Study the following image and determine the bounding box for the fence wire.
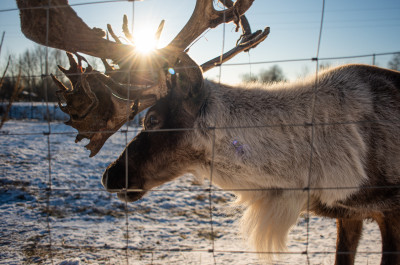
[1,0,400,264]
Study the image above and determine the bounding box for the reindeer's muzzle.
[102,167,146,203]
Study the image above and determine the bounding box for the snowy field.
[0,118,383,264]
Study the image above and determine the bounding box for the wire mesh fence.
[1,0,400,264]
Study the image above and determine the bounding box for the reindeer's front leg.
[335,218,363,265]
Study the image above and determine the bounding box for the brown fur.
[103,63,400,264]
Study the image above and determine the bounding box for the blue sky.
[1,0,400,84]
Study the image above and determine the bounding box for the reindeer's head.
[17,0,269,201]
[102,52,208,202]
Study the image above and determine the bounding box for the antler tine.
[50,73,68,92]
[107,24,122,44]
[155,20,165,44]
[122,15,134,42]
[166,0,255,51]
[101,58,115,74]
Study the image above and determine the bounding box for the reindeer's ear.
[166,52,204,98]
[164,52,205,114]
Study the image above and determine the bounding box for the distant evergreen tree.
[241,65,286,84]
[241,73,258,83]
[259,65,286,83]
[388,54,400,71]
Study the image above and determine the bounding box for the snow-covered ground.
[0,118,383,264]
[1,102,69,121]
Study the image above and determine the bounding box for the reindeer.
[16,0,400,264]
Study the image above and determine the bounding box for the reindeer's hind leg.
[335,218,363,265]
[374,212,400,265]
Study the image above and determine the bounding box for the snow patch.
[0,121,382,264]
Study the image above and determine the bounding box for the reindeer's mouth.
[102,169,146,202]
[117,191,146,203]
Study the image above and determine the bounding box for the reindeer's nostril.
[102,166,126,192]
[101,169,109,189]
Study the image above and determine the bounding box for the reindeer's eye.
[145,115,159,129]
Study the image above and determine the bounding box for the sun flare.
[134,30,158,54]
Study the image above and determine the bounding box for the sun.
[133,29,158,54]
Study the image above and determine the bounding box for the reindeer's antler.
[50,52,167,157]
[167,0,252,50]
[17,0,268,69]
[165,0,269,70]
[16,0,269,156]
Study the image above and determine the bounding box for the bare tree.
[319,62,332,70]
[19,48,39,101]
[0,44,70,102]
[242,65,286,83]
[259,65,286,83]
[297,65,310,79]
[388,53,400,71]
[241,72,258,83]
[0,63,24,129]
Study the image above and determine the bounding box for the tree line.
[0,44,102,102]
[1,44,399,102]
[241,53,400,84]
[1,45,65,102]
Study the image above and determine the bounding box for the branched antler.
[167,0,255,50]
[16,0,269,156]
[50,52,167,156]
[50,53,127,156]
